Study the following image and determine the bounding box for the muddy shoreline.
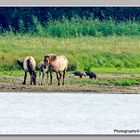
[0,74,139,93]
[0,85,140,94]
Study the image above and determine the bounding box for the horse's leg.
[41,72,45,85]
[39,71,41,85]
[56,72,61,86]
[30,72,34,85]
[59,72,62,79]
[46,72,49,85]
[22,71,27,85]
[59,72,62,85]
[30,74,32,85]
[62,69,66,85]
[50,71,53,85]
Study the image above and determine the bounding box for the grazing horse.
[17,56,36,85]
[43,54,68,86]
[37,61,49,85]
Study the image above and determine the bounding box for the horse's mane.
[46,55,57,62]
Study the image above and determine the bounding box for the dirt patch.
[0,74,140,93]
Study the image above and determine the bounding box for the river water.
[0,92,140,134]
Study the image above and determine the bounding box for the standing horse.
[37,61,49,85]
[17,56,37,85]
[43,54,68,86]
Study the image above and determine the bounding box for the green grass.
[0,70,23,76]
[0,35,140,71]
[92,68,140,74]
[44,19,140,37]
[1,68,140,77]
[113,78,140,86]
[63,77,140,86]
[16,18,140,37]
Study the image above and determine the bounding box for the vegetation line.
[0,35,140,71]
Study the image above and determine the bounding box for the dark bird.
[85,71,97,79]
[73,71,86,78]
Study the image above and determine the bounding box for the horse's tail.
[16,60,23,69]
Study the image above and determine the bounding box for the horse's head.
[43,55,49,68]
[31,71,37,85]
[44,55,57,66]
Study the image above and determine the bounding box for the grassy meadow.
[0,34,140,72]
[0,18,140,88]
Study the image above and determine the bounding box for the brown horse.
[17,56,37,85]
[43,54,68,86]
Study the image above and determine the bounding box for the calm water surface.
[0,92,140,134]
